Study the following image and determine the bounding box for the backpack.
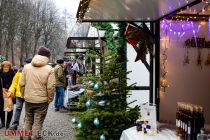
[78,62,85,75]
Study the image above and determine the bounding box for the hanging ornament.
[98,100,106,106]
[124,24,154,62]
[85,100,91,108]
[197,49,202,69]
[89,82,95,88]
[71,117,76,124]
[93,118,100,126]
[77,123,83,129]
[96,92,104,97]
[94,83,100,90]
[183,47,190,65]
[205,51,210,66]
[99,134,106,140]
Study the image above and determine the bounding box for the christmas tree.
[73,23,140,140]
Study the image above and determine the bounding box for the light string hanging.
[160,28,169,92]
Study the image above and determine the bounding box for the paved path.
[0,102,76,140]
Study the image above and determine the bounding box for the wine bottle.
[194,106,200,140]
[176,103,181,136]
[189,105,194,140]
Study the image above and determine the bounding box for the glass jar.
[197,129,207,140]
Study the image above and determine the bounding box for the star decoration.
[183,55,190,65]
[205,53,210,66]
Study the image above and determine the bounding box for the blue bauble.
[77,123,82,129]
[85,100,91,108]
[94,84,100,90]
[100,134,106,140]
[96,92,104,97]
[89,82,95,88]
[71,117,76,124]
[93,118,100,126]
[98,100,106,106]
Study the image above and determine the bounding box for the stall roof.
[178,0,210,16]
[76,0,202,22]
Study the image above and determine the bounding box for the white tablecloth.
[120,127,179,140]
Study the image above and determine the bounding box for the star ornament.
[183,55,190,65]
[205,53,210,66]
[135,48,145,62]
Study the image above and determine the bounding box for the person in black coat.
[0,61,15,129]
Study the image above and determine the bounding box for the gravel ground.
[0,102,76,140]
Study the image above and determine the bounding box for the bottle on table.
[176,102,181,136]
[197,128,207,140]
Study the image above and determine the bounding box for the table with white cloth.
[120,126,179,140]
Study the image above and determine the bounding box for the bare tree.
[0,0,69,65]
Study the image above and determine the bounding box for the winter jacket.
[19,55,56,104]
[54,64,66,87]
[8,71,22,98]
[1,70,15,89]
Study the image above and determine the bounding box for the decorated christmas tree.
[73,23,140,140]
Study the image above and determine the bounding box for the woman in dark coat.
[0,61,15,129]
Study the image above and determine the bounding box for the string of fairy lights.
[160,0,210,92]
[160,27,170,92]
[160,16,210,92]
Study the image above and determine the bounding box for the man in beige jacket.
[20,46,55,140]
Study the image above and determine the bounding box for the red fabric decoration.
[124,24,141,48]
[125,24,145,62]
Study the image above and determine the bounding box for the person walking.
[54,59,67,112]
[0,61,15,129]
[8,57,32,130]
[20,46,55,140]
[70,59,79,85]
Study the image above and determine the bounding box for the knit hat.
[25,57,32,63]
[38,47,51,58]
[57,59,64,64]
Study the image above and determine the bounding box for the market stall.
[69,0,210,139]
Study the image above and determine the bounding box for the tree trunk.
[34,37,38,55]
[20,39,24,66]
[11,41,14,65]
[0,36,2,54]
[5,38,9,60]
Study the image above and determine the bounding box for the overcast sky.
[53,0,80,17]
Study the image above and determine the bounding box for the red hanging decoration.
[125,24,141,48]
[125,24,146,62]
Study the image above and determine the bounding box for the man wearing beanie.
[54,59,67,112]
[20,46,55,140]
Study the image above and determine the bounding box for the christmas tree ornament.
[100,134,106,140]
[98,100,106,106]
[94,83,100,90]
[77,123,83,129]
[71,117,76,124]
[93,118,100,126]
[85,100,91,108]
[89,82,95,88]
[96,92,104,97]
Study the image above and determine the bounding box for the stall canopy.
[77,0,202,22]
[177,0,210,19]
